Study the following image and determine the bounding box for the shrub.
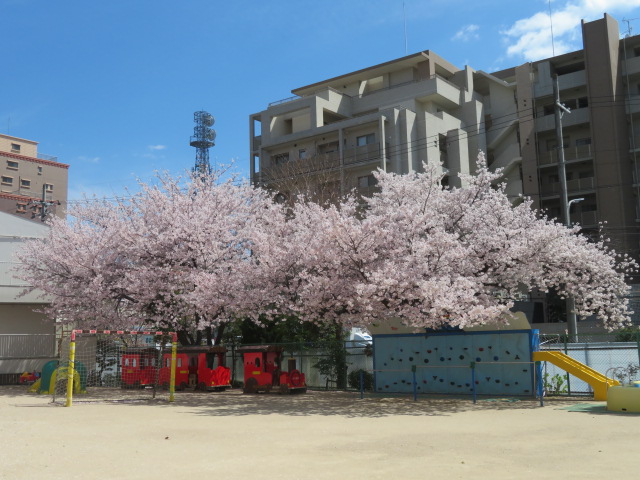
[348,369,374,391]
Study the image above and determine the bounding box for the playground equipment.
[532,351,619,401]
[29,363,85,395]
[158,346,231,391]
[238,345,307,394]
[19,371,39,385]
[121,348,160,388]
[607,383,640,412]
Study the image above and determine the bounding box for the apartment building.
[0,133,69,220]
[250,14,640,330]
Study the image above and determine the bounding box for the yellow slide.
[533,351,620,401]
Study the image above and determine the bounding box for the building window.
[358,174,377,187]
[577,97,588,109]
[575,138,591,146]
[10,143,20,153]
[16,202,27,214]
[272,153,289,165]
[7,160,18,170]
[356,133,375,146]
[44,183,54,192]
[298,149,307,159]
[543,104,555,116]
[20,179,31,189]
[37,166,43,175]
[1,175,13,186]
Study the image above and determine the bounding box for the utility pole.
[553,74,579,342]
[28,184,58,222]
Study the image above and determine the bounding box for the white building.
[0,212,56,381]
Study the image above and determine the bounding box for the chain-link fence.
[539,333,640,395]
[224,341,374,390]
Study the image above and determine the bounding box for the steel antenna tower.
[190,111,216,177]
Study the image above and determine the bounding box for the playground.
[1,386,638,480]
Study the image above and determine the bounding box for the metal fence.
[539,333,640,395]
[224,341,374,390]
[0,334,58,384]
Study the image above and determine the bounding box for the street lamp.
[565,198,584,227]
[565,197,584,343]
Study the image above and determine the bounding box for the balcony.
[624,54,640,76]
[626,94,640,116]
[569,210,598,228]
[534,106,590,132]
[354,74,461,112]
[539,176,595,197]
[538,145,593,166]
[343,143,381,166]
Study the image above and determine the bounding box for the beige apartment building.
[250,14,640,329]
[0,133,68,220]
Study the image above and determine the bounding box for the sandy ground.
[0,386,639,480]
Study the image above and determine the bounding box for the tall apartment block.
[250,14,640,329]
[0,133,68,220]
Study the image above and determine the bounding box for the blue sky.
[2,0,640,205]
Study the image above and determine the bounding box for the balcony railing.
[343,143,380,165]
[37,153,58,162]
[539,176,595,196]
[538,145,593,166]
[569,210,598,227]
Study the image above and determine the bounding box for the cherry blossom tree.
[17,171,279,344]
[18,153,635,343]
[269,153,635,331]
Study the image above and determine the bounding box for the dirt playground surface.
[0,386,638,480]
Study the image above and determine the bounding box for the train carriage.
[121,348,159,388]
[159,346,231,391]
[238,345,307,394]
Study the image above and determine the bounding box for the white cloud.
[502,1,640,61]
[148,144,166,151]
[452,24,480,42]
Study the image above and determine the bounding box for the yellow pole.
[65,332,76,407]
[169,337,177,403]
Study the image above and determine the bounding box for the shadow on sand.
[2,385,595,418]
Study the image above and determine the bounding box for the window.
[37,166,43,175]
[356,133,375,146]
[6,160,18,170]
[298,149,307,159]
[20,179,31,189]
[577,97,588,109]
[272,153,289,165]
[576,138,591,146]
[543,104,555,116]
[1,176,13,186]
[16,202,27,214]
[10,143,20,153]
[358,174,377,187]
[546,137,568,152]
[44,183,53,192]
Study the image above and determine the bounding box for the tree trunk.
[334,322,348,390]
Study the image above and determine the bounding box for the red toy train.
[238,345,307,394]
[159,346,231,391]
[120,346,231,391]
[119,344,306,394]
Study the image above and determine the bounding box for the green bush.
[613,327,640,342]
[348,369,374,391]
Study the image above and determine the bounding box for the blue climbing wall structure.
[373,330,537,396]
